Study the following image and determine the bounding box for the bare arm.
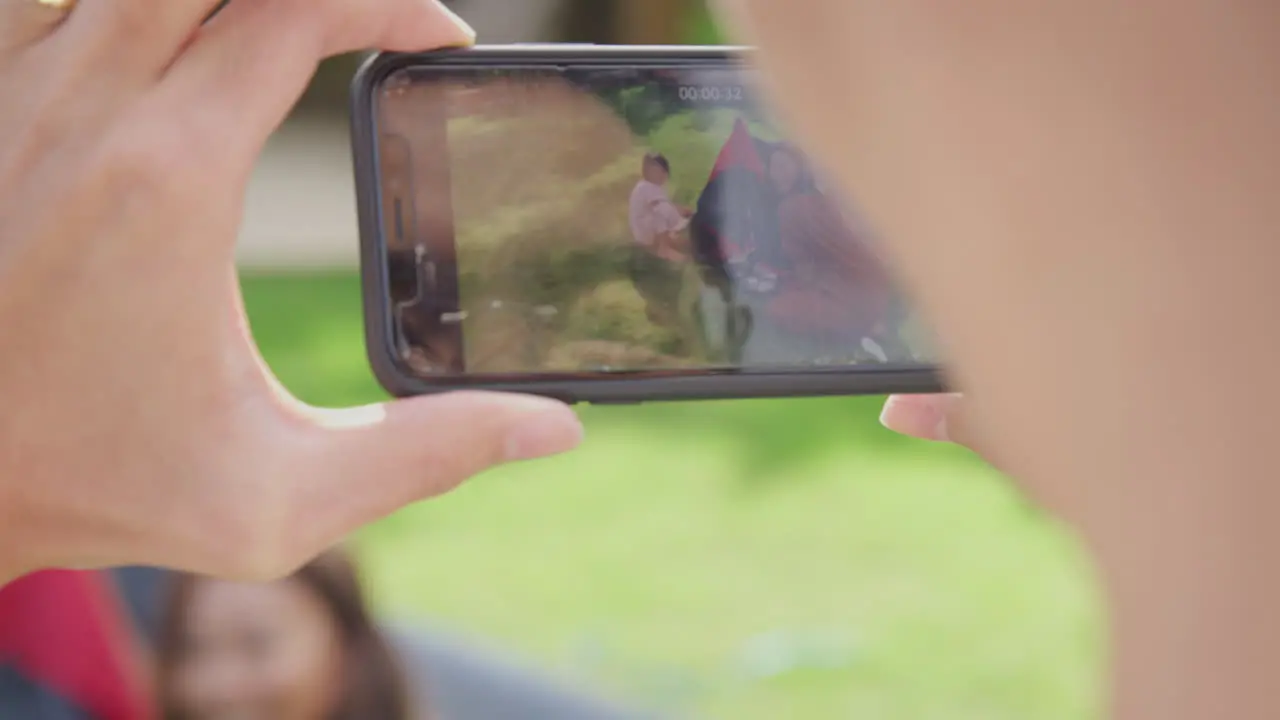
[725,2,1280,719]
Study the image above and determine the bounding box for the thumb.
[881,393,1058,516]
[880,393,967,444]
[282,391,582,559]
[881,393,1017,483]
[880,393,998,465]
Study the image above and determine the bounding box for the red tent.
[710,117,766,179]
[693,117,773,265]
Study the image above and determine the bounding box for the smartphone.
[350,46,944,403]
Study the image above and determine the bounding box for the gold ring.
[36,0,76,11]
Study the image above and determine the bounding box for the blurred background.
[235,1,1102,718]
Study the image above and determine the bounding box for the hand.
[0,0,583,583]
[881,394,1013,479]
[881,393,1069,516]
[880,394,963,445]
[724,2,1280,718]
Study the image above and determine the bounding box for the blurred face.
[170,579,344,720]
[769,149,802,194]
[643,160,669,185]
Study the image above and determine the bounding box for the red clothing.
[0,570,153,720]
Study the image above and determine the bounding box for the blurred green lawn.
[242,271,1102,720]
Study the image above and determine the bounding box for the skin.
[643,159,670,187]
[170,579,343,720]
[718,1,1280,718]
[0,0,583,583]
[3,0,1276,717]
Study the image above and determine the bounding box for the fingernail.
[880,395,951,442]
[432,0,477,43]
[504,406,584,461]
[933,414,951,443]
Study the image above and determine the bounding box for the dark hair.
[767,144,816,196]
[156,548,416,720]
[644,152,671,175]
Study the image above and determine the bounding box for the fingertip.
[384,0,475,51]
[880,394,952,442]
[503,402,584,461]
[432,0,477,44]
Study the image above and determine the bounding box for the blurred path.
[237,117,360,270]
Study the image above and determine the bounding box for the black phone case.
[350,46,946,404]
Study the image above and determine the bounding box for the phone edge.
[349,47,946,403]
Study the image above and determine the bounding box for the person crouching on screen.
[627,152,693,325]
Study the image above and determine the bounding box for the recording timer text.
[677,85,747,103]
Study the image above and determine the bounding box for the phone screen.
[373,59,937,380]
